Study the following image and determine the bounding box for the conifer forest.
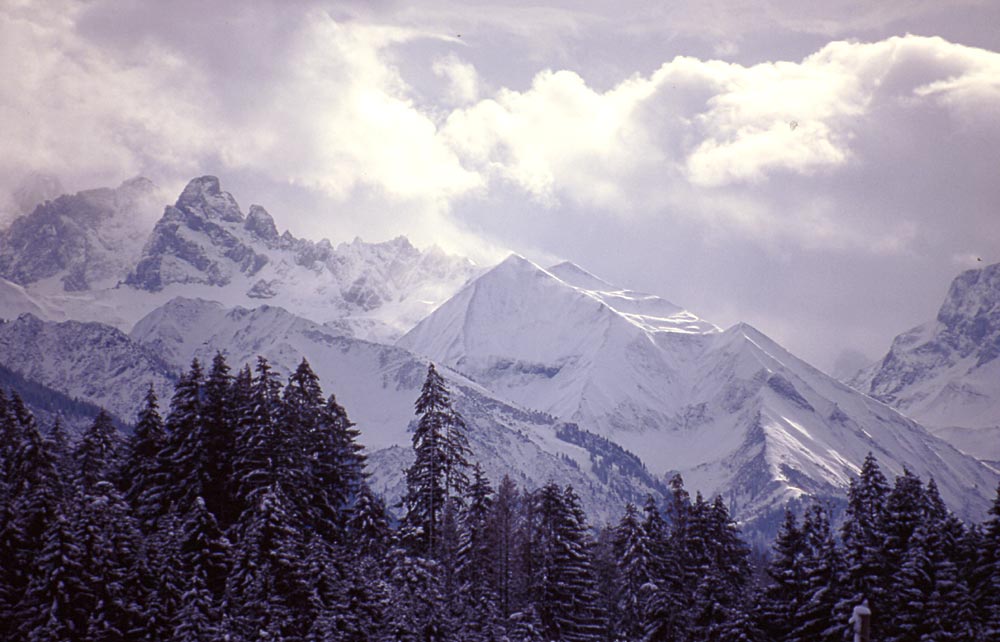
[2,353,1000,642]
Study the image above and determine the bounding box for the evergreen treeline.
[2,354,1000,641]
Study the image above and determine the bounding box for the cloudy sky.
[3,0,999,373]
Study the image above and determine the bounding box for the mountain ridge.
[399,254,997,527]
[1,176,996,530]
[852,261,1000,461]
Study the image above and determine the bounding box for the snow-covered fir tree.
[402,363,471,559]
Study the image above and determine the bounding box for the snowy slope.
[399,255,998,526]
[124,176,480,342]
[852,261,1000,461]
[128,297,663,523]
[0,361,121,435]
[0,314,176,422]
[0,176,481,343]
[0,277,49,320]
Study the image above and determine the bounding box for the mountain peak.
[0,176,162,291]
[492,253,546,276]
[245,204,279,240]
[937,261,1000,343]
[855,261,1000,459]
[176,176,243,223]
[119,176,155,193]
[548,261,616,291]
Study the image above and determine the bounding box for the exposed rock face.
[127,176,269,291]
[853,262,1000,460]
[0,177,159,290]
[122,177,480,342]
[244,204,279,241]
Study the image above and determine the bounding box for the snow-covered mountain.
[0,177,162,291]
[0,360,119,435]
[399,255,998,527]
[852,261,1000,462]
[126,296,663,522]
[0,294,661,521]
[123,176,480,341]
[0,176,480,343]
[0,313,176,423]
[2,175,995,530]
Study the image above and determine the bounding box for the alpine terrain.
[0,176,996,532]
[399,255,998,529]
[853,261,1000,463]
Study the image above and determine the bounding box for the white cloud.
[0,1,218,194]
[432,53,481,105]
[438,35,1000,253]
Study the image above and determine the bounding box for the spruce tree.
[308,391,366,541]
[529,483,603,641]
[0,390,21,488]
[74,409,120,491]
[1,407,65,640]
[757,508,807,640]
[457,464,501,641]
[226,484,314,641]
[15,508,90,642]
[492,474,521,622]
[613,501,652,641]
[839,452,890,639]
[790,503,844,642]
[201,352,238,527]
[384,541,448,642]
[882,468,926,589]
[348,483,392,559]
[644,482,689,642]
[232,357,284,511]
[173,496,232,641]
[45,416,70,472]
[146,359,204,520]
[121,384,165,527]
[979,483,1000,637]
[403,364,471,558]
[76,481,149,642]
[687,495,752,642]
[278,358,322,522]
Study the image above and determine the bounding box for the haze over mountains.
[1,175,997,534]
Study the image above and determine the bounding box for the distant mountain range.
[1,176,996,534]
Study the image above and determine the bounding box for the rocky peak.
[244,204,279,241]
[176,176,243,223]
[127,176,268,292]
[936,262,1000,363]
[852,261,1000,459]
